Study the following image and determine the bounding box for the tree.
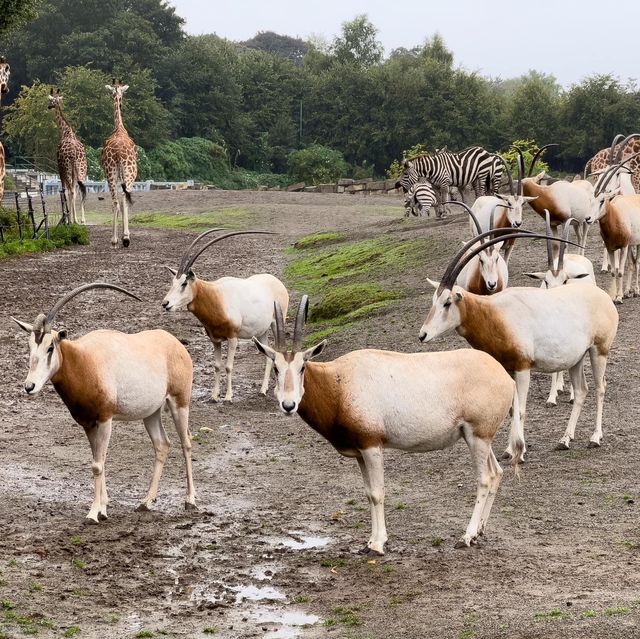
[0,0,41,35]
[242,31,308,65]
[288,145,348,184]
[332,15,383,68]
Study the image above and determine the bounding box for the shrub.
[498,139,550,178]
[386,143,431,179]
[288,144,348,185]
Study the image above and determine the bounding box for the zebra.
[404,178,438,217]
[396,146,503,217]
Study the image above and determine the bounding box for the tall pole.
[299,99,303,146]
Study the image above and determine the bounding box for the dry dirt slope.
[0,190,639,639]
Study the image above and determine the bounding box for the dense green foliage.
[288,145,348,184]
[0,222,89,259]
[2,3,639,181]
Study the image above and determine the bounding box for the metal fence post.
[26,187,37,238]
[40,184,49,239]
[15,192,23,240]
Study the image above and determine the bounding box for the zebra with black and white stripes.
[396,146,503,217]
[404,178,438,217]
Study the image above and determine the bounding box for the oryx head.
[12,283,142,395]
[252,296,326,415]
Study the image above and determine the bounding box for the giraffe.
[48,88,88,224]
[585,134,640,191]
[0,56,11,206]
[101,79,137,248]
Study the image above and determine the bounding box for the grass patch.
[71,559,86,570]
[310,283,400,323]
[292,232,346,250]
[131,208,251,231]
[332,606,362,627]
[135,631,154,638]
[63,627,81,637]
[0,224,89,260]
[581,610,598,619]
[605,607,630,616]
[431,537,444,547]
[286,237,429,294]
[534,608,572,622]
[203,627,219,635]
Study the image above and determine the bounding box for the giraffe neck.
[54,105,75,140]
[112,95,124,131]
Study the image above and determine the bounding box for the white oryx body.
[253,298,523,555]
[12,284,196,523]
[164,272,288,402]
[420,280,618,453]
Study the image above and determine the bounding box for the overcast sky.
[169,0,638,87]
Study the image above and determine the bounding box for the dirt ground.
[1,189,640,639]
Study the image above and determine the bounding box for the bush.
[288,144,348,185]
[498,139,550,178]
[0,223,89,259]
[386,143,431,179]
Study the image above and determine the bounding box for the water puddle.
[268,532,332,550]
[253,608,320,638]
[232,584,286,603]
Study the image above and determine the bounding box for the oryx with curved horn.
[420,222,618,453]
[11,282,196,523]
[443,200,509,295]
[524,214,596,405]
[162,228,289,402]
[253,296,524,554]
[519,144,598,256]
[469,152,538,262]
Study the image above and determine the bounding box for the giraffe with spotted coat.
[48,88,88,224]
[101,79,137,248]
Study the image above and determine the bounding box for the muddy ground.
[1,189,640,639]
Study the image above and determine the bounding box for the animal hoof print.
[122,238,130,248]
[135,503,151,512]
[587,441,601,449]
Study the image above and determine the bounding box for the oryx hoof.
[546,400,557,407]
[184,501,198,511]
[587,440,601,449]
[122,237,130,248]
[84,516,100,525]
[500,451,513,462]
[455,538,472,549]
[98,512,108,521]
[135,503,152,512]
[555,441,570,451]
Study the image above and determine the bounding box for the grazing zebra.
[404,178,438,217]
[396,146,503,217]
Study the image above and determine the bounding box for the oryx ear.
[11,317,33,333]
[185,269,195,281]
[303,340,327,361]
[252,336,277,361]
[165,266,178,277]
[494,241,504,251]
[524,272,546,280]
[454,291,463,302]
[56,328,68,341]
[426,277,440,289]
[524,196,538,202]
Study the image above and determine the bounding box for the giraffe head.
[0,56,10,95]
[47,87,63,110]
[105,78,129,101]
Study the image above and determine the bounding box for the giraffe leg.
[122,185,131,248]
[110,186,120,248]
[69,182,77,225]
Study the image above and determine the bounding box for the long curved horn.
[273,300,285,350]
[292,295,309,352]
[614,134,640,164]
[183,230,276,273]
[544,210,555,271]
[45,282,143,329]
[443,200,483,238]
[608,134,625,164]
[527,144,558,177]
[595,162,623,196]
[494,154,515,195]
[557,218,575,272]
[178,228,225,274]
[437,227,537,295]
[440,232,583,293]
[513,146,527,189]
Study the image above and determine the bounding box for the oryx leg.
[503,369,530,459]
[356,446,387,555]
[137,408,170,511]
[211,339,222,402]
[601,247,610,272]
[84,419,113,523]
[587,346,608,448]
[547,371,561,406]
[477,447,503,537]
[614,246,628,303]
[167,397,196,509]
[259,329,273,395]
[456,431,499,548]
[557,355,588,449]
[224,337,238,402]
